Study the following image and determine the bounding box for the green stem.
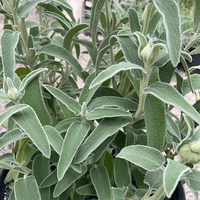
[125,89,136,98]
[143,184,164,200]
[0,160,14,170]
[118,73,131,96]
[134,63,152,120]
[105,0,110,34]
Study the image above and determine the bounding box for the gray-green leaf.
[144,82,200,124]
[116,145,165,171]
[74,116,132,164]
[153,0,181,66]
[89,62,146,89]
[90,165,112,200]
[57,122,90,180]
[39,44,86,80]
[44,84,81,115]
[14,176,41,200]
[164,159,191,198]
[1,30,20,81]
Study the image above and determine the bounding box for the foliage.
[0,0,200,200]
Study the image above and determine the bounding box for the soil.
[0,0,199,199]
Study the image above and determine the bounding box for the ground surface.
[0,0,200,199]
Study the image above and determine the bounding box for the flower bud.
[179,142,200,164]
[140,43,151,62]
[7,77,19,101]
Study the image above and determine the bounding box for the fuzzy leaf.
[0,104,29,126]
[76,183,96,196]
[79,73,100,105]
[57,122,90,180]
[147,12,161,36]
[164,159,191,198]
[185,169,200,192]
[144,82,200,124]
[0,128,26,151]
[17,0,47,18]
[114,157,131,188]
[112,188,125,200]
[74,116,132,164]
[90,62,146,89]
[63,24,89,51]
[128,8,141,33]
[87,108,131,120]
[0,90,10,101]
[12,106,51,158]
[44,125,63,155]
[88,96,138,111]
[39,44,86,80]
[53,164,87,197]
[19,68,48,92]
[90,165,112,200]
[14,176,41,200]
[90,0,106,47]
[116,145,165,171]
[39,169,58,188]
[153,0,181,66]
[44,84,81,115]
[1,30,20,81]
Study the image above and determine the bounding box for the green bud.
[140,43,151,62]
[80,102,89,120]
[179,142,200,164]
[7,77,19,101]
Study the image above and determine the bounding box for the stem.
[125,89,136,98]
[0,160,14,170]
[134,63,152,120]
[144,184,164,200]
[118,73,131,96]
[105,0,110,34]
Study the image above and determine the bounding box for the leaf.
[166,112,181,141]
[19,68,48,92]
[57,122,90,180]
[185,169,200,192]
[54,117,80,133]
[63,24,89,51]
[182,74,200,96]
[90,165,112,200]
[22,75,52,126]
[87,108,131,120]
[39,169,58,188]
[143,82,200,125]
[116,145,165,171]
[44,125,63,155]
[53,0,75,22]
[89,62,146,89]
[53,164,87,197]
[12,106,51,158]
[164,159,191,198]
[74,116,132,164]
[128,8,141,33]
[194,0,200,32]
[147,12,161,36]
[112,188,125,200]
[153,0,181,66]
[0,128,26,151]
[17,0,47,18]
[0,104,29,127]
[90,0,106,47]
[33,155,50,200]
[14,176,41,200]
[144,169,163,190]
[73,39,97,65]
[44,84,81,115]
[144,68,166,151]
[88,96,138,111]
[79,73,101,105]
[39,44,86,80]
[92,134,116,162]
[1,30,20,80]
[114,157,131,188]
[76,183,96,196]
[0,90,10,101]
